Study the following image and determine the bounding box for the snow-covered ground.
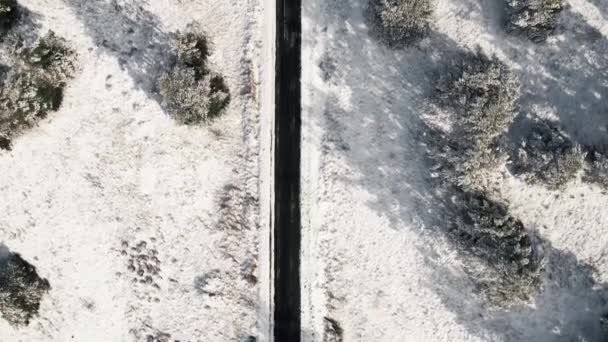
[302,0,608,341]
[0,0,273,341]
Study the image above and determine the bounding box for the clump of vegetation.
[21,31,77,82]
[505,0,563,42]
[323,317,344,342]
[434,49,519,146]
[582,148,608,189]
[423,48,543,306]
[0,246,51,326]
[0,0,18,34]
[368,0,433,47]
[447,189,543,304]
[174,29,210,75]
[431,49,520,189]
[159,24,230,125]
[0,31,76,149]
[509,118,584,189]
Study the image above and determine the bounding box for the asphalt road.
[274,0,302,340]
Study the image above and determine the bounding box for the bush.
[447,189,543,304]
[0,31,76,149]
[505,0,563,42]
[509,118,584,189]
[175,29,210,75]
[0,246,50,326]
[159,67,229,125]
[422,124,507,192]
[159,24,230,125]
[21,31,77,83]
[431,49,519,188]
[0,0,18,34]
[583,148,608,189]
[368,0,433,47]
[434,49,519,146]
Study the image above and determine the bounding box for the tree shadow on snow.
[425,237,608,341]
[585,0,608,22]
[501,7,608,149]
[63,0,172,101]
[306,0,608,341]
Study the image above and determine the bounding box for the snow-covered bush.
[175,28,210,75]
[159,24,230,125]
[0,246,50,326]
[0,31,76,149]
[368,0,433,47]
[434,50,519,147]
[583,148,608,189]
[431,49,519,188]
[159,67,229,125]
[505,0,563,42]
[509,118,584,189]
[0,0,18,34]
[21,31,77,83]
[448,189,542,304]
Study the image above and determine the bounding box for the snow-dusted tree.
[158,24,230,125]
[431,49,519,189]
[509,118,584,189]
[368,0,433,47]
[159,67,229,125]
[21,31,77,83]
[0,31,76,149]
[175,28,210,76]
[505,0,563,42]
[0,0,18,33]
[0,246,50,326]
[448,189,543,304]
[583,148,608,189]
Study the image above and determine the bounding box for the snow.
[0,0,270,341]
[302,0,608,341]
[3,0,608,340]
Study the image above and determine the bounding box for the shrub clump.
[159,24,230,125]
[505,0,563,42]
[447,189,543,304]
[0,31,76,149]
[582,148,608,189]
[20,31,77,82]
[0,0,18,34]
[0,246,51,326]
[368,0,433,47]
[431,49,520,188]
[509,118,584,189]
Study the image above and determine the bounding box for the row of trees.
[423,50,543,304]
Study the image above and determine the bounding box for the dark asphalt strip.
[274,0,302,341]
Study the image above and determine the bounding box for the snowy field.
[302,0,608,341]
[0,0,273,341]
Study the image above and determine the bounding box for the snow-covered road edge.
[256,0,276,340]
[301,2,329,340]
